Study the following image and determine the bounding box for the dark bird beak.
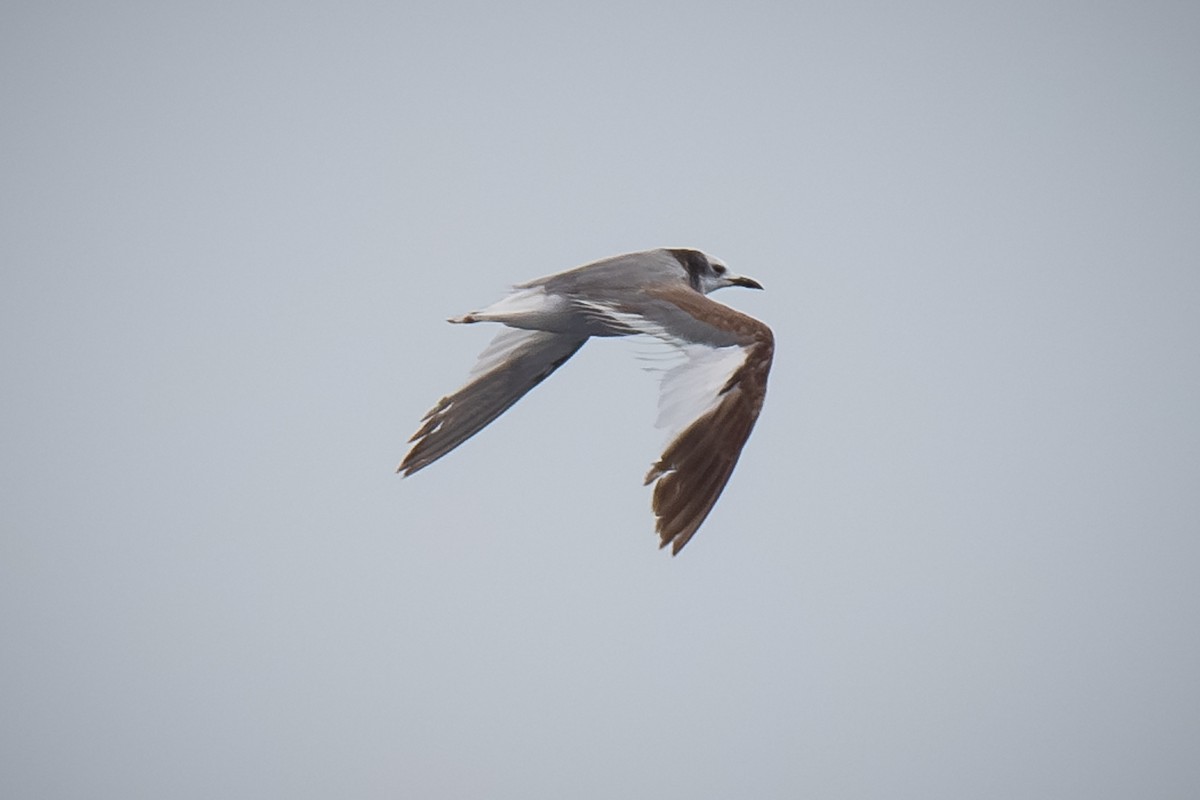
[730,275,763,290]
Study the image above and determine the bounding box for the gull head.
[685,251,764,295]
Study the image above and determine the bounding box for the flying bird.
[397,248,774,554]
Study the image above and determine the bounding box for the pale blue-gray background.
[3,2,1198,797]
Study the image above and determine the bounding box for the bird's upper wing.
[398,328,587,476]
[580,284,774,554]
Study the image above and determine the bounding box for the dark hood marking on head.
[667,248,708,292]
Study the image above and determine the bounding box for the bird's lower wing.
[644,337,772,553]
[580,284,774,554]
[398,329,587,476]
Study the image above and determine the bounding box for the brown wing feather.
[644,327,773,554]
[398,332,586,476]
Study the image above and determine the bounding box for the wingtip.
[396,454,428,478]
[655,530,688,556]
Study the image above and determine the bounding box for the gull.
[397,248,774,554]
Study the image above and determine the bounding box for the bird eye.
[712,264,726,275]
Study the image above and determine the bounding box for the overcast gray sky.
[3,1,1199,798]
